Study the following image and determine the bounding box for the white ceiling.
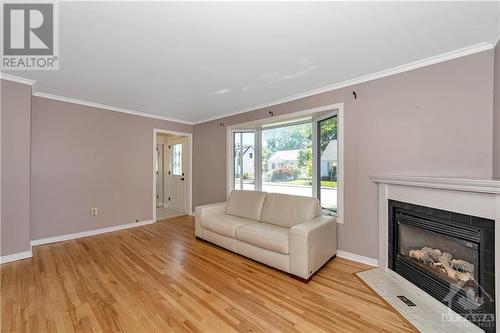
[5,1,500,124]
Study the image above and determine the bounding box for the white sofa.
[195,190,337,280]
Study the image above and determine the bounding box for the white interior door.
[168,137,186,212]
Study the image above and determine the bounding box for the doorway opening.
[153,129,192,222]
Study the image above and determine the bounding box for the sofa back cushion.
[259,193,320,228]
[226,190,266,221]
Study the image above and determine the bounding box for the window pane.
[233,132,255,191]
[318,116,337,212]
[234,133,241,190]
[171,143,182,176]
[261,122,312,196]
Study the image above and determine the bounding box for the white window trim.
[227,129,258,193]
[312,108,344,223]
[226,103,344,223]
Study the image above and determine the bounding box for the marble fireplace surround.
[371,175,500,330]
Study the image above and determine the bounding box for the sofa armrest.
[289,215,337,279]
[194,202,226,237]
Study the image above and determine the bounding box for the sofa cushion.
[259,193,320,228]
[225,190,266,221]
[201,214,256,238]
[235,223,289,254]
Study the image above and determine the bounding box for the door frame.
[156,142,165,207]
[153,129,193,222]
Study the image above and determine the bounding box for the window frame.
[226,103,343,223]
[231,130,258,191]
[313,111,342,219]
[171,143,183,176]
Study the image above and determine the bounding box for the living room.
[1,2,500,332]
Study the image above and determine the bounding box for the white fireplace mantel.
[371,175,500,194]
[371,175,500,331]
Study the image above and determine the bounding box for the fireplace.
[388,200,495,332]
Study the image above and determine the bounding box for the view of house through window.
[233,132,255,190]
[231,112,339,214]
[318,115,338,212]
[262,122,313,197]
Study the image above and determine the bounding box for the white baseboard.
[337,250,379,267]
[0,249,33,264]
[30,220,154,246]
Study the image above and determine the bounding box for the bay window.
[229,105,343,221]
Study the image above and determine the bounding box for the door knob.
[180,178,185,181]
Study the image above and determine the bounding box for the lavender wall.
[193,50,494,259]
[1,80,32,256]
[493,42,500,178]
[31,97,192,240]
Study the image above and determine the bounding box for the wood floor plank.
[1,216,417,333]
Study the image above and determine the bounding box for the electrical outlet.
[90,208,98,216]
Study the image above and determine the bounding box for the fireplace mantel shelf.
[370,175,500,194]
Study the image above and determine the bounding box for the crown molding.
[193,42,494,124]
[1,74,194,125]
[32,92,194,125]
[488,13,500,47]
[2,40,496,126]
[0,73,36,86]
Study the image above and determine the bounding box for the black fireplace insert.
[388,200,495,332]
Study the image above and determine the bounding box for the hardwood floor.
[1,216,416,333]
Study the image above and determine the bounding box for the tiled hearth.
[358,268,483,333]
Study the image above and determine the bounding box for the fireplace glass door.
[398,222,479,297]
[389,201,495,332]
